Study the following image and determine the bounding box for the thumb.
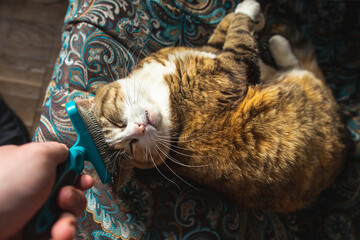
[27,142,69,166]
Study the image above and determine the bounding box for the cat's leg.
[203,0,264,53]
[235,0,265,32]
[203,13,235,53]
[259,35,302,83]
[223,0,262,47]
[269,23,325,81]
[235,0,263,29]
[268,35,299,70]
[269,33,325,80]
[216,0,263,84]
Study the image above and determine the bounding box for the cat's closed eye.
[106,117,126,129]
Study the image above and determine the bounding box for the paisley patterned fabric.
[34,0,360,239]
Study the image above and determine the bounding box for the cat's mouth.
[129,138,161,169]
[129,139,167,169]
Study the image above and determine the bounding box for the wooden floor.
[0,0,67,138]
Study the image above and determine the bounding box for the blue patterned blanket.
[34,0,360,239]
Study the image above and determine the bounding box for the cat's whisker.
[123,41,142,77]
[94,72,106,83]
[124,45,135,76]
[106,136,126,146]
[152,142,200,191]
[112,94,130,111]
[132,75,136,107]
[108,150,122,184]
[134,45,148,104]
[156,148,209,169]
[175,130,211,142]
[105,61,118,82]
[123,78,135,112]
[132,69,147,105]
[148,146,180,190]
[122,43,147,105]
[136,76,146,104]
[109,149,119,159]
[136,47,144,64]
[152,137,186,144]
[121,151,127,159]
[132,76,142,104]
[154,139,210,165]
[154,119,189,135]
[134,42,147,65]
[157,122,211,142]
[156,131,210,144]
[117,146,131,159]
[154,128,187,138]
[145,144,149,162]
[156,138,204,155]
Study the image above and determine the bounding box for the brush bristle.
[76,103,120,192]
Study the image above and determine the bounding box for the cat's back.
[226,68,347,208]
[234,68,347,164]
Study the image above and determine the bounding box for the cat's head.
[77,77,172,170]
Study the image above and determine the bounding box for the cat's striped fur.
[78,0,347,212]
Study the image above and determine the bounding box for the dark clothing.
[0,97,29,145]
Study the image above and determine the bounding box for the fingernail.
[60,143,69,150]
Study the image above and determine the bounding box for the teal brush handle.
[23,101,110,239]
[23,146,85,239]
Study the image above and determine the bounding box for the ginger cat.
[77,0,348,212]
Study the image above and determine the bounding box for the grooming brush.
[24,100,117,239]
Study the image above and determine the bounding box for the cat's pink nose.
[134,123,146,136]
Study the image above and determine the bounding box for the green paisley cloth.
[34,0,360,239]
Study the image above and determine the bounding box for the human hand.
[0,142,94,240]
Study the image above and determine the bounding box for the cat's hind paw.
[269,35,299,69]
[235,0,260,21]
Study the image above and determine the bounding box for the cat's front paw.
[235,0,260,21]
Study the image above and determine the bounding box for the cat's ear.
[75,97,95,111]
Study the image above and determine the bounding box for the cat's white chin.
[131,140,169,169]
